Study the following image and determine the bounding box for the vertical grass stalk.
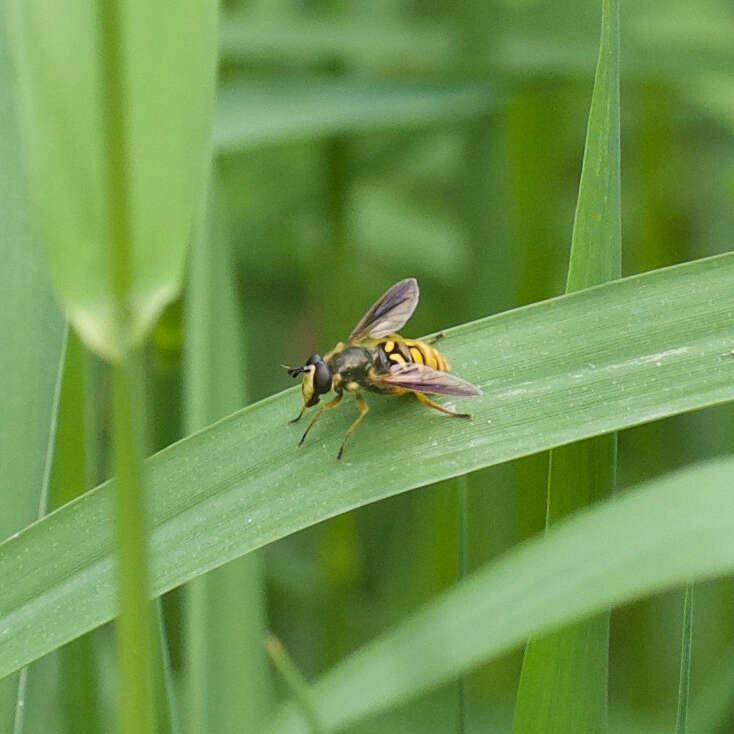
[514,0,620,731]
[675,584,694,734]
[112,358,155,734]
[266,636,328,734]
[99,0,156,729]
[49,330,103,733]
[456,475,469,734]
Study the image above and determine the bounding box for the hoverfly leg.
[289,405,307,424]
[414,391,471,419]
[298,393,342,447]
[425,331,446,345]
[337,394,370,460]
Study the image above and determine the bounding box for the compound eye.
[313,361,332,395]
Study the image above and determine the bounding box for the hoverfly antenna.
[282,364,307,378]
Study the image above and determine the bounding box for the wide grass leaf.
[268,455,734,733]
[7,0,217,360]
[0,253,734,679]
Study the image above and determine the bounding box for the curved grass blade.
[0,253,734,680]
[268,456,734,734]
[514,0,620,730]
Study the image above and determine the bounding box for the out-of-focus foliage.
[2,0,734,732]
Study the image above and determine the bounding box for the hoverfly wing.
[377,362,481,397]
[349,278,420,340]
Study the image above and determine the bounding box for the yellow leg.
[337,393,370,460]
[298,393,342,447]
[425,331,446,344]
[414,391,471,419]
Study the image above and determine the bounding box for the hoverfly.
[284,278,481,460]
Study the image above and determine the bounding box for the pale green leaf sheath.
[514,1,621,731]
[0,253,733,681]
[7,0,217,361]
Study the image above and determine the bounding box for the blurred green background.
[7,0,734,732]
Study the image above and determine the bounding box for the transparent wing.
[374,362,481,397]
[349,278,420,340]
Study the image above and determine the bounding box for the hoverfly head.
[283,354,332,406]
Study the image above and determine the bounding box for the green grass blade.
[0,253,734,679]
[213,80,494,153]
[564,0,621,294]
[268,456,734,734]
[47,330,104,734]
[7,0,217,360]
[183,168,271,733]
[675,585,694,734]
[153,602,180,734]
[514,1,620,731]
[0,17,67,732]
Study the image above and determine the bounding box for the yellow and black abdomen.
[377,335,450,372]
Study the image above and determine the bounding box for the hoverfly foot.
[426,331,446,344]
[289,405,307,424]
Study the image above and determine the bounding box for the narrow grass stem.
[100,0,157,727]
[155,600,181,734]
[675,584,694,734]
[185,577,208,734]
[266,635,328,734]
[112,357,155,734]
[456,475,469,734]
